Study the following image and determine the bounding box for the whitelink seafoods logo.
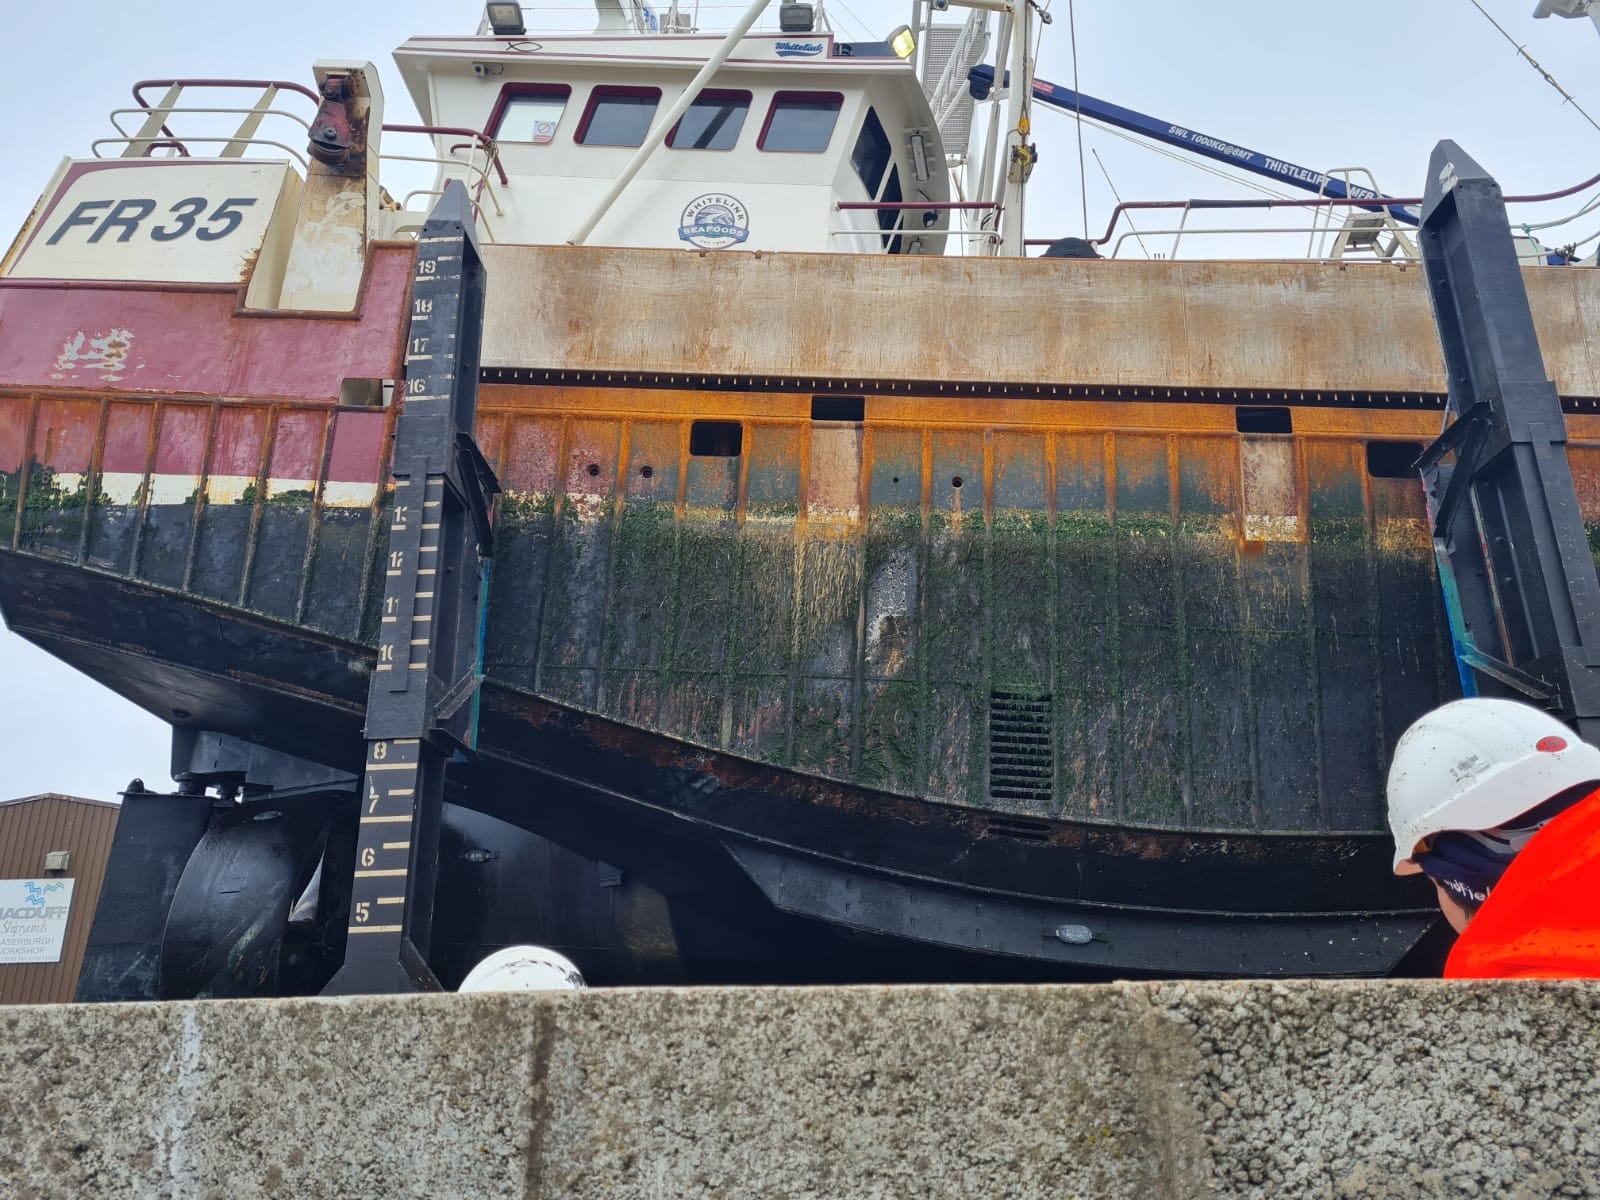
[678,194,750,249]
[775,40,824,56]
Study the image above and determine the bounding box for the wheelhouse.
[394,31,952,254]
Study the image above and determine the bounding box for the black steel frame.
[1417,141,1600,744]
[323,181,500,994]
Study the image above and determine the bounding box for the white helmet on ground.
[458,946,586,993]
[1386,697,1600,873]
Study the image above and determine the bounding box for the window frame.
[757,90,845,154]
[666,88,754,152]
[850,106,894,197]
[486,83,575,145]
[574,84,665,148]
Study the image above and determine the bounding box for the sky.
[1,0,1598,802]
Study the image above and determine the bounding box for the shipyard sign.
[0,879,76,964]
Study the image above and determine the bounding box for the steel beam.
[323,181,499,995]
[1417,141,1600,743]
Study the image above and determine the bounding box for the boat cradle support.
[322,179,499,995]
[1416,140,1600,744]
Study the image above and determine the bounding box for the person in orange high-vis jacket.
[1387,698,1600,979]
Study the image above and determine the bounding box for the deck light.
[486,2,526,35]
[910,130,930,181]
[779,3,816,31]
[888,24,916,57]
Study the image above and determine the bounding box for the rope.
[1091,148,1151,258]
[1067,0,1088,238]
[1040,107,1298,201]
[1466,0,1600,138]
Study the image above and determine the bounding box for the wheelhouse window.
[850,107,905,252]
[851,107,893,195]
[758,92,843,153]
[667,89,752,151]
[493,84,573,144]
[577,86,663,147]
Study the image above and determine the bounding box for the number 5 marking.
[197,197,257,241]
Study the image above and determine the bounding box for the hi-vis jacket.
[1446,789,1600,979]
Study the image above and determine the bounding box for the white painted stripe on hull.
[37,472,383,509]
[100,471,144,505]
[267,477,315,501]
[206,473,256,505]
[148,474,198,506]
[323,481,378,508]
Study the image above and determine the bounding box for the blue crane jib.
[966,64,1420,227]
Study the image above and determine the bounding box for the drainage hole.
[951,476,964,489]
[640,465,654,479]
[587,463,600,477]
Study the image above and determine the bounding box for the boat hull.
[20,251,1600,980]
[1,546,1438,977]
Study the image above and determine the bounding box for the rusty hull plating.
[14,249,1600,977]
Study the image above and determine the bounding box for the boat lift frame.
[1416,141,1600,745]
[324,180,500,994]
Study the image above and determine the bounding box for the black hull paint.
[1,549,1438,978]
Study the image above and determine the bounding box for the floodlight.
[779,3,816,32]
[486,2,526,35]
[888,24,916,57]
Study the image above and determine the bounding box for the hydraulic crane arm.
[967,63,1419,226]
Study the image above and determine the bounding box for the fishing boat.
[5,0,1599,995]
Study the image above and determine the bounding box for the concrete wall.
[3,982,1597,1199]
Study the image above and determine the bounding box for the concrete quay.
[2,980,1597,1199]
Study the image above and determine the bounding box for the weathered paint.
[276,64,386,313]
[3,390,396,640]
[0,243,411,402]
[6,379,1547,838]
[479,246,1600,398]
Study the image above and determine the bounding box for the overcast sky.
[2,0,1598,802]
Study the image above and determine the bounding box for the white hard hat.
[458,946,586,993]
[1386,697,1600,873]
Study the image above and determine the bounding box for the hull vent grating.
[988,691,1054,807]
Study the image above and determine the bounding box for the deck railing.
[95,79,507,239]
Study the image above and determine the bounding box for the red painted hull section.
[0,245,412,403]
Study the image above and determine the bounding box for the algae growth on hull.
[0,387,1518,838]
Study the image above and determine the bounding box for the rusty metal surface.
[479,246,1600,398]
[15,377,1600,838]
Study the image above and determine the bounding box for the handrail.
[384,124,508,186]
[132,78,323,107]
[93,135,312,170]
[834,200,1001,211]
[1085,166,1600,249]
[110,83,511,213]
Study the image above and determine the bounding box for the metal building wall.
[0,795,119,1004]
